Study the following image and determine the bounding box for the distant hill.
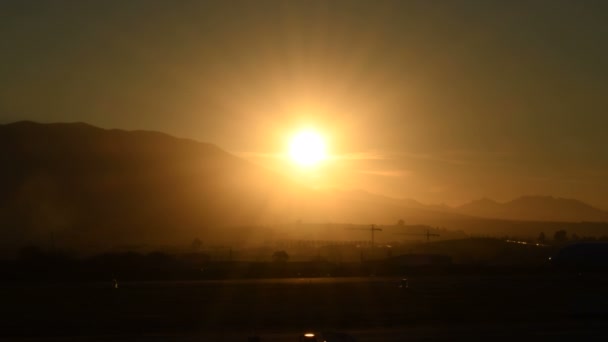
[1,121,607,255]
[455,196,608,222]
[0,121,309,253]
[1,121,464,253]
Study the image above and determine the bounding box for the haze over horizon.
[2,0,607,209]
[4,120,608,218]
[3,120,608,256]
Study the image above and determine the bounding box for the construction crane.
[396,227,440,242]
[347,224,383,249]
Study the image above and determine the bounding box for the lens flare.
[288,130,327,167]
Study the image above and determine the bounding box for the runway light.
[304,333,315,337]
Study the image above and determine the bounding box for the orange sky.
[1,0,607,209]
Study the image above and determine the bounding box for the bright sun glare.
[288,130,327,167]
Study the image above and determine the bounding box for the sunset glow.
[2,2,608,339]
[288,130,327,167]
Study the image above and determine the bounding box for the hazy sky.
[1,0,607,208]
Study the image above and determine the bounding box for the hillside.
[1,121,607,255]
[0,122,462,253]
[455,196,608,222]
[0,121,307,252]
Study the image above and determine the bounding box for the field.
[1,275,608,341]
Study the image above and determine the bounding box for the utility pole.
[370,224,383,250]
[348,224,383,248]
[347,224,382,262]
[396,228,440,242]
[424,229,440,242]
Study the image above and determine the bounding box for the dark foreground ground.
[1,274,608,341]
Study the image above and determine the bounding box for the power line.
[396,228,440,242]
[347,224,383,249]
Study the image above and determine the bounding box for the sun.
[288,130,327,167]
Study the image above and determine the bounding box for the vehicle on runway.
[299,331,356,342]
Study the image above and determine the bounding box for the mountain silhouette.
[0,121,310,252]
[455,196,608,222]
[1,121,607,255]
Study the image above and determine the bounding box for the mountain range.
[1,121,607,254]
[454,196,608,223]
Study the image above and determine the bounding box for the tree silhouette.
[537,232,546,244]
[553,230,568,243]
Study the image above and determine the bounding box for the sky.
[1,0,608,209]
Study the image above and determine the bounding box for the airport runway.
[2,275,608,341]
